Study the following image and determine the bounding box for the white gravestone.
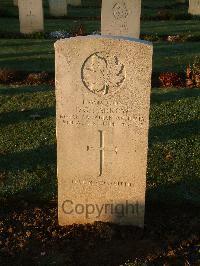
[18,0,44,34]
[49,0,68,17]
[68,0,82,6]
[101,0,141,38]
[55,36,153,228]
[189,0,200,15]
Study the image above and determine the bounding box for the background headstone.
[101,0,141,38]
[55,36,153,227]
[18,0,44,34]
[49,0,68,17]
[188,0,200,15]
[13,0,18,6]
[68,0,82,6]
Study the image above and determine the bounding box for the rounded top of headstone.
[54,35,153,50]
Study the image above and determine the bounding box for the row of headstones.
[17,0,141,36]
[14,0,81,9]
[15,0,200,34]
[16,0,80,34]
[15,0,81,34]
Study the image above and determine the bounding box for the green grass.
[0,17,200,37]
[0,38,199,73]
[0,84,56,202]
[0,85,199,205]
[153,41,200,72]
[141,0,190,18]
[43,18,99,33]
[0,39,54,72]
[0,17,99,33]
[142,20,200,36]
[148,88,200,204]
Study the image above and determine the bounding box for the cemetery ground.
[0,1,200,266]
[0,84,200,265]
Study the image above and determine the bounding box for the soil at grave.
[0,202,199,266]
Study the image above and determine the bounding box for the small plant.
[157,9,170,20]
[72,24,86,36]
[0,68,19,84]
[186,35,200,42]
[186,57,200,88]
[48,79,55,87]
[49,31,69,39]
[159,72,184,88]
[92,30,101,35]
[167,35,181,42]
[142,34,161,42]
[26,72,49,85]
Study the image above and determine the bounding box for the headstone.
[101,0,141,38]
[55,36,153,227]
[49,0,68,17]
[188,0,200,15]
[13,0,18,6]
[68,0,82,6]
[18,0,44,34]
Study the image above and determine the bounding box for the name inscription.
[72,179,134,188]
[60,99,145,128]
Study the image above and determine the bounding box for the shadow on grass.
[0,85,53,96]
[0,57,54,72]
[151,89,200,104]
[0,51,54,60]
[0,40,53,48]
[0,106,55,127]
[0,144,56,172]
[149,119,200,144]
[146,177,200,207]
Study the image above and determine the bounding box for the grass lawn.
[0,39,54,72]
[0,85,199,206]
[0,38,199,73]
[142,20,200,36]
[0,17,200,37]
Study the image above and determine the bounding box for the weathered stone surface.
[101,0,141,38]
[18,0,44,34]
[55,36,152,227]
[189,0,200,15]
[49,0,68,17]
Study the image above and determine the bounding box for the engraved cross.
[27,10,35,22]
[87,130,118,176]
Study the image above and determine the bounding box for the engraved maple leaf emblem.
[82,52,126,96]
